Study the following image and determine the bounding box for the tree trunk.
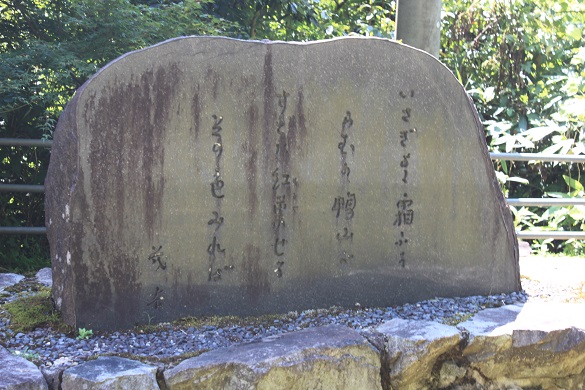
[396,0,442,58]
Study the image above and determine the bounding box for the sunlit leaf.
[521,126,560,142]
[568,206,585,222]
[507,177,529,184]
[563,175,584,192]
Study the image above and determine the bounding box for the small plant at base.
[77,328,93,340]
[11,347,41,361]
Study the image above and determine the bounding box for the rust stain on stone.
[182,270,211,309]
[262,48,275,172]
[144,65,179,241]
[87,63,178,244]
[290,89,307,157]
[282,114,293,172]
[191,85,201,142]
[82,61,182,327]
[207,68,221,101]
[241,244,270,300]
[243,103,259,215]
[107,252,141,327]
[75,246,114,328]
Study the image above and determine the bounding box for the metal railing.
[0,138,52,234]
[1,138,585,240]
[491,152,585,240]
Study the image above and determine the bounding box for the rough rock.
[0,273,24,293]
[61,356,158,390]
[1,300,585,389]
[40,366,63,390]
[163,324,381,390]
[460,302,585,389]
[437,360,467,388]
[45,36,519,330]
[0,345,48,390]
[368,318,462,389]
[35,268,52,287]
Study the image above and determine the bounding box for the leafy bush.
[441,0,585,254]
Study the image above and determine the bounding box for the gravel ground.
[519,255,585,303]
[0,257,581,371]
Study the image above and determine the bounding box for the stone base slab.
[2,302,585,390]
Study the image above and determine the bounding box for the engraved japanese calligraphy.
[333,111,356,266]
[395,90,417,268]
[148,245,166,271]
[207,115,233,281]
[271,90,297,277]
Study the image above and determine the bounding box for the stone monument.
[45,36,520,330]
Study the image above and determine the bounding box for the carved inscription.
[207,115,233,281]
[272,90,298,277]
[210,115,225,199]
[146,286,164,309]
[333,111,356,266]
[146,245,166,312]
[395,90,417,267]
[148,245,166,271]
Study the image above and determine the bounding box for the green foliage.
[442,0,585,254]
[210,0,396,40]
[317,0,396,39]
[77,327,93,339]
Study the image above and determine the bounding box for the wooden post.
[396,0,442,57]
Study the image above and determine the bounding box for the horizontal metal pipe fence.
[1,138,51,234]
[490,152,585,164]
[0,138,53,148]
[1,139,584,239]
[506,198,585,207]
[0,184,45,193]
[516,231,585,240]
[0,227,47,235]
[490,152,585,240]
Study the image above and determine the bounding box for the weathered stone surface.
[40,366,62,390]
[46,36,519,330]
[437,360,467,388]
[163,324,381,390]
[0,346,48,390]
[370,318,462,389]
[61,356,158,390]
[460,302,585,389]
[35,268,52,287]
[0,273,24,293]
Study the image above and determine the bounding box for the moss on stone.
[1,288,71,334]
[440,312,474,326]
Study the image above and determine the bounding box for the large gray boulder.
[34,268,52,287]
[0,346,48,390]
[0,274,24,293]
[45,36,520,330]
[163,325,381,389]
[61,356,158,390]
[460,302,585,389]
[367,318,463,389]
